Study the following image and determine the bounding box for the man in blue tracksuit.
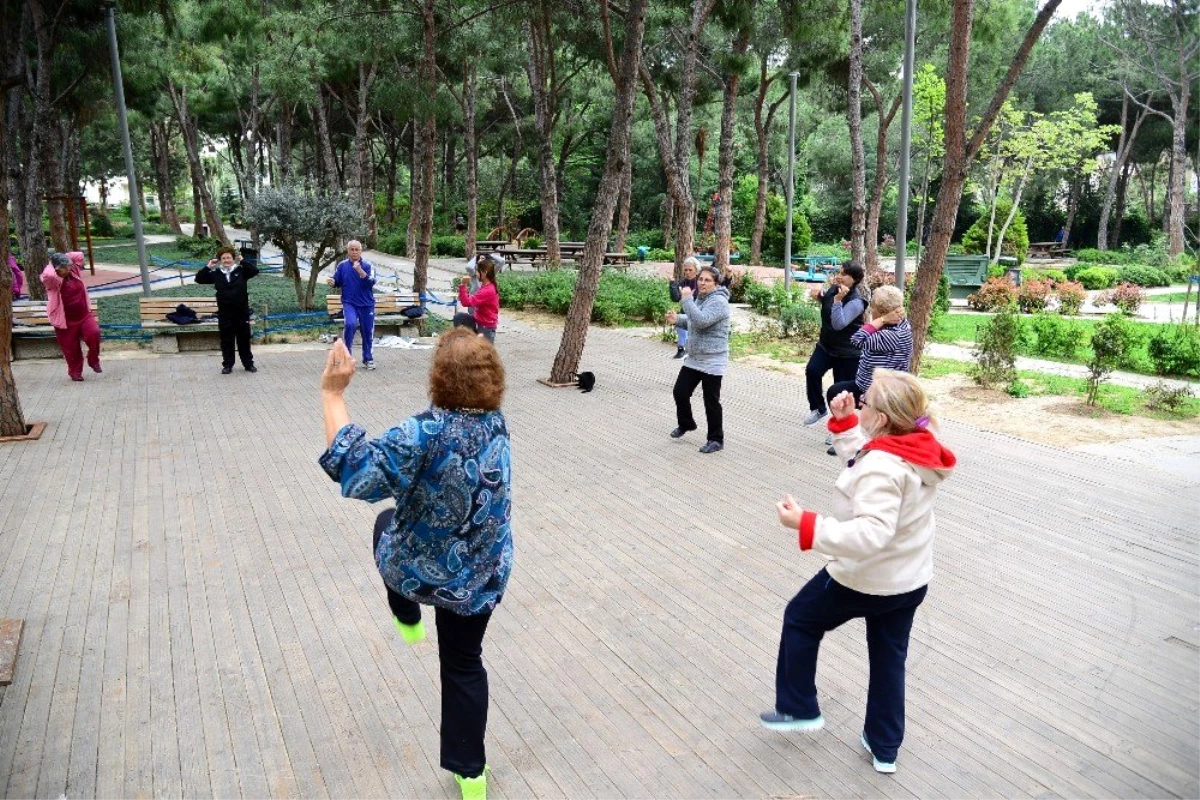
[327,239,378,370]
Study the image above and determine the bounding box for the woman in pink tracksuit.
[40,252,101,381]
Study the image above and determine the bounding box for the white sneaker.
[862,734,897,774]
[364,360,376,371]
[803,409,827,426]
[825,433,834,445]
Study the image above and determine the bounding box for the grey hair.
[50,252,71,268]
[682,256,700,271]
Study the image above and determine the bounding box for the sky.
[1056,0,1107,19]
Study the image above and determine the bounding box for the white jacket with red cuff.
[797,414,956,595]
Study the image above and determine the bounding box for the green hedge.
[496,269,672,325]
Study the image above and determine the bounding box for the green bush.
[777,302,821,339]
[646,247,675,262]
[90,214,115,237]
[732,174,811,262]
[1147,324,1200,378]
[1116,264,1170,288]
[972,304,1026,387]
[1074,266,1120,290]
[523,234,543,249]
[624,229,666,250]
[1087,314,1135,405]
[1163,255,1198,283]
[496,269,671,324]
[1022,268,1067,284]
[431,234,466,258]
[1029,312,1083,359]
[961,200,1030,265]
[174,234,221,257]
[376,229,407,256]
[1072,248,1122,265]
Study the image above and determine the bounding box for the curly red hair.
[429,328,506,410]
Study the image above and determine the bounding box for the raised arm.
[679,292,730,331]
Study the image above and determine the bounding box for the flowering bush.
[1053,280,1086,315]
[967,276,1017,312]
[1017,278,1053,313]
[1094,282,1145,315]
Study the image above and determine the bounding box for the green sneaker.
[454,767,488,800]
[393,617,426,645]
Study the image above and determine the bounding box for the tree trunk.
[1098,94,1147,250]
[908,0,1061,368]
[615,154,632,253]
[0,79,27,438]
[548,0,647,383]
[715,29,750,275]
[276,103,293,185]
[411,0,438,295]
[863,79,903,270]
[751,59,783,266]
[663,194,675,248]
[45,118,69,251]
[312,84,339,191]
[407,123,421,257]
[1166,76,1189,257]
[848,0,867,263]
[168,79,228,243]
[526,9,561,264]
[464,64,479,259]
[151,121,183,233]
[992,162,1032,264]
[1063,172,1080,246]
[1114,160,1131,247]
[351,62,378,246]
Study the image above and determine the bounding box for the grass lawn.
[1144,291,1197,303]
[91,241,207,268]
[917,357,1198,420]
[97,276,333,325]
[930,312,1189,377]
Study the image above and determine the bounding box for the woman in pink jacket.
[40,251,101,381]
[8,254,24,299]
[457,254,500,343]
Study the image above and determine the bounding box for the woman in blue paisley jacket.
[319,328,511,798]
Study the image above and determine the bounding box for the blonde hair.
[867,369,935,435]
[871,285,905,315]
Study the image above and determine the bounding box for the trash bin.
[999,257,1020,286]
[637,245,650,262]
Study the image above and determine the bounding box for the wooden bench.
[327,291,427,337]
[0,618,22,688]
[139,297,227,353]
[10,300,99,359]
[1028,242,1068,259]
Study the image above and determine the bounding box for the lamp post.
[783,71,798,291]
[102,1,151,296]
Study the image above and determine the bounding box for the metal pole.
[783,71,798,291]
[104,4,151,296]
[893,0,917,290]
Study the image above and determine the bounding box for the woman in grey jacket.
[666,265,731,453]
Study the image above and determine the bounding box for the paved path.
[1,324,1195,799]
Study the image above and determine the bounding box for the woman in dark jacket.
[802,262,868,426]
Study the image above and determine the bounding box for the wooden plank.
[0,620,21,686]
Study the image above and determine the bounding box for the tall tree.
[1,18,26,438]
[846,0,866,263]
[1097,90,1150,250]
[525,1,565,264]
[714,26,751,275]
[548,0,647,384]
[908,0,1062,367]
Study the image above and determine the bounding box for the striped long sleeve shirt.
[851,318,913,391]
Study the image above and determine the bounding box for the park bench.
[327,291,427,337]
[944,254,990,298]
[0,618,21,690]
[139,297,228,353]
[1028,241,1068,259]
[9,300,99,359]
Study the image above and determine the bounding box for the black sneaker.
[673,347,685,359]
[245,364,257,373]
[699,441,724,454]
[670,426,696,439]
[221,366,233,375]
[827,446,837,456]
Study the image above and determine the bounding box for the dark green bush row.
[496,269,672,325]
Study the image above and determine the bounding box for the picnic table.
[1028,241,1068,259]
[475,239,511,251]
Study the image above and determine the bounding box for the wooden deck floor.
[1,325,1196,799]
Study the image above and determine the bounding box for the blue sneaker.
[759,710,825,732]
[861,733,897,773]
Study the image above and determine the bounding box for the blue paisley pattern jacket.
[320,408,513,614]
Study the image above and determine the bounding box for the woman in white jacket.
[762,369,956,774]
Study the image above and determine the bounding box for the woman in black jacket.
[801,262,868,426]
[195,245,259,374]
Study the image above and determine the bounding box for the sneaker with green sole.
[454,767,488,800]
[393,617,426,645]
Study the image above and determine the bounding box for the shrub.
[777,302,821,339]
[1074,266,1120,290]
[961,200,1030,265]
[496,269,671,324]
[1094,282,1145,315]
[1017,278,1052,313]
[1023,268,1067,284]
[967,277,1017,312]
[1147,324,1200,378]
[90,213,115,237]
[174,234,220,257]
[1116,264,1170,288]
[1143,381,1196,414]
[971,304,1025,388]
[523,234,543,249]
[646,247,675,262]
[1029,312,1083,360]
[376,229,407,256]
[1072,248,1122,265]
[1054,280,1086,315]
[1162,255,1198,283]
[1087,314,1135,405]
[431,234,466,258]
